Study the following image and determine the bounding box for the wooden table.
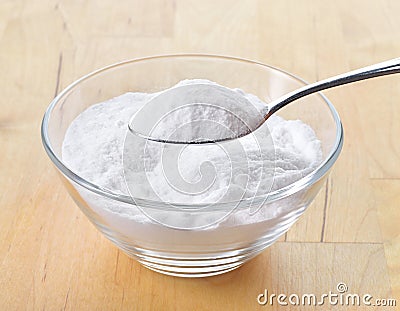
[1,1,399,310]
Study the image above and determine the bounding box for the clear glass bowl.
[41,55,343,277]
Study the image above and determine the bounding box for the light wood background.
[1,1,399,310]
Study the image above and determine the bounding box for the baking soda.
[62,79,322,228]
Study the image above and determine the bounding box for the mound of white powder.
[62,79,322,228]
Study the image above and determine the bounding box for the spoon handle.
[266,57,400,117]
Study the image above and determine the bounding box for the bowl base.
[139,260,244,278]
[112,238,275,278]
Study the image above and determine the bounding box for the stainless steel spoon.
[129,57,400,144]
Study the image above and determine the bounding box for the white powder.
[62,79,322,229]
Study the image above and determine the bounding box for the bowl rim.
[41,53,343,210]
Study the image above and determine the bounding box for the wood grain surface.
[0,1,399,310]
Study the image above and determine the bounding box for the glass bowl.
[41,54,343,277]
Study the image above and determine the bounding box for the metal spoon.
[129,57,400,144]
